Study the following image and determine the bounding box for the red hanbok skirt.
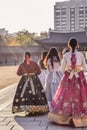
[48,70,87,127]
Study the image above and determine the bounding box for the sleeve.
[59,55,67,74]
[38,60,42,69]
[45,74,52,103]
[81,53,87,72]
[47,59,51,71]
[35,62,41,75]
[17,64,24,76]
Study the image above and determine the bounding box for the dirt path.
[0,66,20,90]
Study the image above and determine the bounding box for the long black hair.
[44,47,60,68]
[39,50,48,69]
[68,38,79,53]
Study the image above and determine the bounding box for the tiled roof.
[36,30,87,45]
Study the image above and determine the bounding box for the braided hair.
[68,38,78,68]
[68,38,78,53]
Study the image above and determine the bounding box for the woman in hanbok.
[12,51,49,116]
[48,38,87,127]
[38,50,48,91]
[44,47,62,110]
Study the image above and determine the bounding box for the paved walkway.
[0,73,87,130]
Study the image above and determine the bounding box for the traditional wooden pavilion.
[36,30,87,51]
[36,30,87,61]
[1,30,87,66]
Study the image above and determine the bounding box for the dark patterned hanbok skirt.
[12,73,49,115]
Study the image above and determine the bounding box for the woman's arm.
[17,64,24,76]
[35,62,41,75]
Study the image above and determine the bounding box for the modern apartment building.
[54,0,87,31]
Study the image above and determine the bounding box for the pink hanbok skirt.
[48,70,87,127]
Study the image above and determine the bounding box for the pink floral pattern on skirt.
[51,70,87,118]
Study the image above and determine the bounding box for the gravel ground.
[0,66,20,90]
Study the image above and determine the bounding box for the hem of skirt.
[73,117,87,127]
[12,105,49,114]
[48,112,71,125]
[48,112,87,127]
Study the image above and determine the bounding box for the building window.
[61,11,66,15]
[79,10,84,14]
[56,12,60,15]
